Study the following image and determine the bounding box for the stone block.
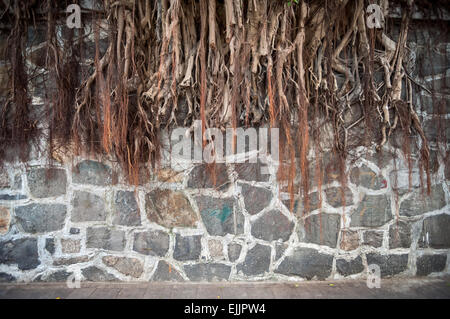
[26,168,67,198]
[184,263,231,281]
[15,203,67,233]
[196,196,244,236]
[72,160,114,186]
[251,209,294,242]
[400,184,446,217]
[113,191,141,226]
[228,242,242,262]
[340,230,360,251]
[0,238,40,270]
[350,195,392,227]
[240,183,272,215]
[416,254,447,276]
[173,234,202,261]
[325,187,354,208]
[102,256,144,278]
[336,256,364,276]
[0,272,15,283]
[208,239,223,258]
[275,247,333,280]
[187,164,230,189]
[146,190,197,228]
[350,165,385,190]
[86,227,126,251]
[236,244,271,276]
[366,253,408,277]
[151,260,184,282]
[45,238,55,255]
[133,230,170,257]
[389,221,412,249]
[234,161,270,182]
[71,191,106,222]
[82,266,118,281]
[419,214,450,249]
[298,213,341,248]
[362,231,384,248]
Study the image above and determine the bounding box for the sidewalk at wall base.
[0,277,449,299]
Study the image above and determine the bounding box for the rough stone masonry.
[0,8,449,284]
[0,139,449,283]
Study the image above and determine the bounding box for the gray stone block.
[251,209,294,242]
[325,187,354,208]
[0,194,27,201]
[0,238,40,270]
[240,183,272,215]
[350,195,392,227]
[275,247,333,280]
[416,254,447,276]
[113,191,141,226]
[26,168,67,198]
[400,184,446,217]
[133,230,170,257]
[197,196,244,236]
[35,270,72,282]
[0,272,16,283]
[419,214,450,249]
[298,213,341,248]
[87,227,126,251]
[184,263,231,281]
[45,238,55,254]
[234,161,270,182]
[350,165,385,190]
[72,160,113,186]
[15,203,67,233]
[336,256,364,277]
[71,191,106,222]
[173,234,202,261]
[82,266,118,281]
[366,253,408,277]
[151,261,185,282]
[236,244,271,276]
[362,231,384,248]
[228,243,242,262]
[187,164,230,189]
[389,221,412,249]
[70,228,80,235]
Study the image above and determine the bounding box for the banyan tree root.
[0,0,448,209]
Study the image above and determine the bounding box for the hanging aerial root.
[0,0,442,198]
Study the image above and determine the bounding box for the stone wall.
[0,141,449,283]
[0,8,449,283]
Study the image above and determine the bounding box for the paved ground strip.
[0,278,449,299]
